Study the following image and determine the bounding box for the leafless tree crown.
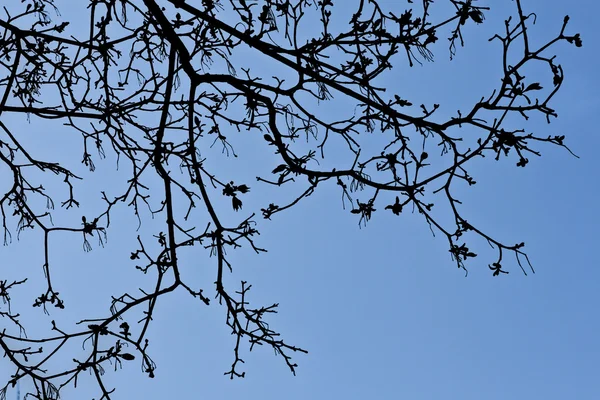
[0,0,581,398]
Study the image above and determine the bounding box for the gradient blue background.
[1,0,598,399]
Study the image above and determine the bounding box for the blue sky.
[1,0,599,399]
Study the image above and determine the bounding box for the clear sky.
[1,1,599,399]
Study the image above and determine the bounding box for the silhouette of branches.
[0,0,581,398]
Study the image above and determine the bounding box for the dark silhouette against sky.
[1,1,597,399]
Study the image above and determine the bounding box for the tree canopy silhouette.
[0,0,581,398]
